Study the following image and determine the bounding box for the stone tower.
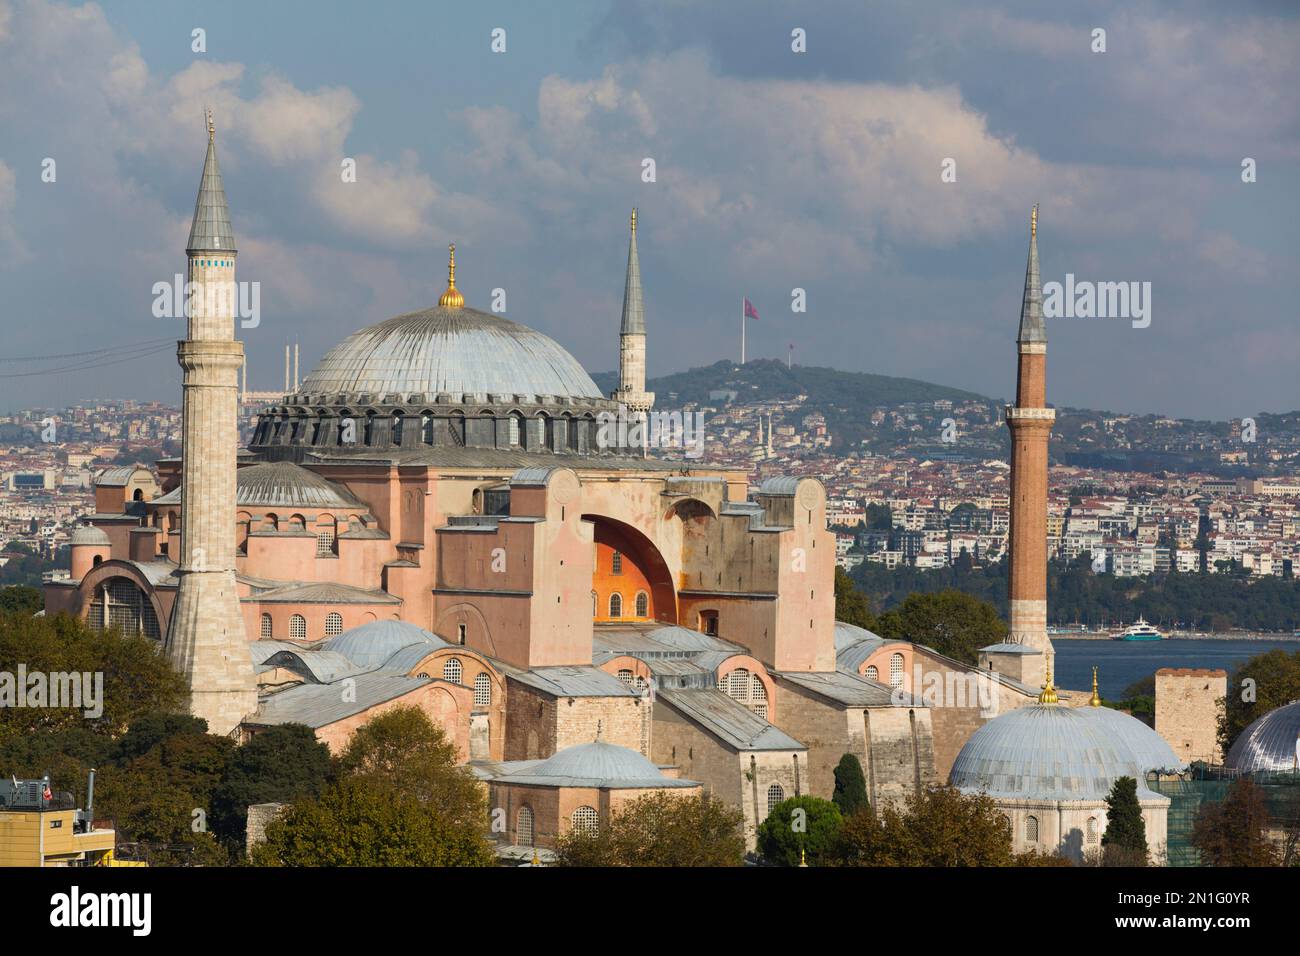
[166,113,257,735]
[615,209,654,413]
[1005,206,1055,688]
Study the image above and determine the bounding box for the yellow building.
[0,777,117,867]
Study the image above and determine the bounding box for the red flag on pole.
[743,297,759,321]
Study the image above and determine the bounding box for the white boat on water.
[1111,617,1167,641]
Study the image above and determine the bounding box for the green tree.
[553,791,745,867]
[756,795,842,866]
[1220,649,1300,755]
[832,754,869,817]
[834,567,877,631]
[0,585,42,614]
[336,706,485,831]
[837,786,1017,866]
[251,778,494,867]
[1101,777,1148,865]
[0,611,187,739]
[209,724,332,847]
[1191,778,1279,866]
[877,590,1005,665]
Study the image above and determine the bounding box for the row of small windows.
[600,590,649,618]
[257,409,604,451]
[193,259,231,267]
[261,611,343,641]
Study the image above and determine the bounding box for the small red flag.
[743,297,759,321]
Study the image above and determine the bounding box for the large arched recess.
[583,513,677,624]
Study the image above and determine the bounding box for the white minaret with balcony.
[166,113,257,735]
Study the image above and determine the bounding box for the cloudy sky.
[0,0,1296,419]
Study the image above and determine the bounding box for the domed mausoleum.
[950,672,1172,862]
[1225,700,1300,774]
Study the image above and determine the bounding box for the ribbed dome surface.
[1225,700,1300,774]
[951,704,1155,801]
[70,525,111,546]
[1079,706,1185,773]
[300,305,603,402]
[154,462,361,509]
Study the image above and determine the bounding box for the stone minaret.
[1005,205,1055,688]
[166,113,257,735]
[615,209,654,413]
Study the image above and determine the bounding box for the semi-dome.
[322,620,445,669]
[950,704,1158,801]
[1225,700,1300,774]
[154,461,362,509]
[300,305,603,404]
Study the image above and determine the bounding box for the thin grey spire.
[620,208,645,335]
[186,110,237,255]
[1017,204,1045,344]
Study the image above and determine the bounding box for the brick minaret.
[166,113,257,735]
[614,209,654,413]
[1005,206,1054,688]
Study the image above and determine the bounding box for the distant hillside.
[591,359,997,449]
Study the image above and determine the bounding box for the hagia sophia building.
[44,123,1193,860]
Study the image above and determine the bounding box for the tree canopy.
[756,795,842,866]
[876,590,1005,665]
[553,791,745,867]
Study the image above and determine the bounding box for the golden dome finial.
[438,243,464,308]
[531,848,541,866]
[1089,666,1102,707]
[1030,204,1038,238]
[1038,661,1059,705]
[206,107,215,143]
[630,207,637,235]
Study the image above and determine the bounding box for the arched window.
[571,805,599,836]
[508,413,523,446]
[289,614,306,640]
[865,665,879,681]
[609,593,623,618]
[517,806,534,846]
[1026,815,1040,843]
[728,668,750,702]
[1087,817,1099,844]
[324,612,343,637]
[611,550,623,574]
[88,578,161,640]
[391,412,404,446]
[634,591,649,617]
[474,672,491,706]
[766,784,785,816]
[617,669,634,686]
[443,658,463,684]
[260,613,273,638]
[421,413,434,445]
[890,653,905,688]
[316,515,337,557]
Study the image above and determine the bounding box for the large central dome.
[301,305,603,402]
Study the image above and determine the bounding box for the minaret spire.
[167,118,257,736]
[614,209,654,414]
[1004,205,1055,689]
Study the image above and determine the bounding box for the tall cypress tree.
[1102,776,1148,865]
[832,754,870,817]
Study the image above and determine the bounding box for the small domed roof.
[1225,700,1300,774]
[70,525,110,546]
[1079,706,1185,773]
[322,620,445,669]
[951,704,1158,801]
[154,461,361,509]
[505,740,696,789]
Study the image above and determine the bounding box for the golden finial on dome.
[630,207,637,235]
[1030,204,1038,238]
[1089,666,1102,707]
[1038,661,1059,705]
[438,243,464,308]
